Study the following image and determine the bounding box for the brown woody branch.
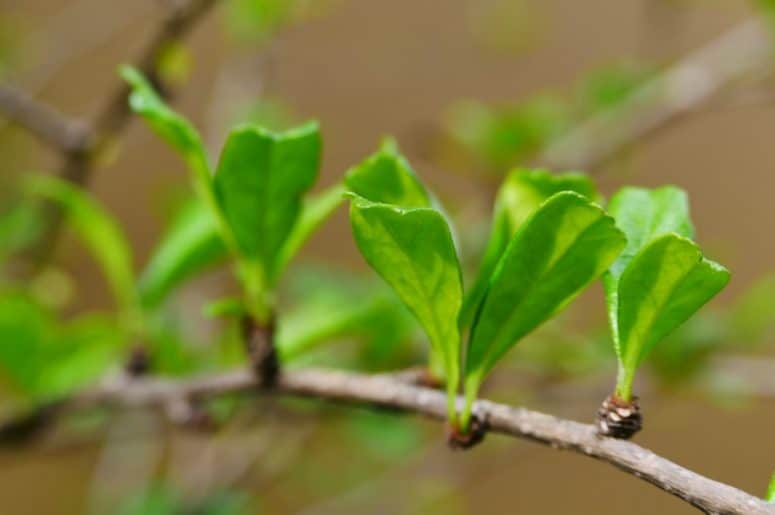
[4,368,772,515]
[0,0,221,262]
[0,83,93,152]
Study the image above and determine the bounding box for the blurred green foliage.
[0,289,121,403]
[226,0,336,45]
[277,265,417,370]
[119,484,252,515]
[442,62,653,173]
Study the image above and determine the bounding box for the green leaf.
[277,276,412,364]
[214,122,321,285]
[24,175,136,313]
[0,291,122,401]
[122,66,238,264]
[603,186,694,350]
[614,234,729,398]
[274,182,345,276]
[121,66,210,187]
[460,169,598,327]
[463,192,625,421]
[606,186,694,282]
[202,297,247,319]
[444,95,571,170]
[349,196,462,418]
[0,200,45,262]
[345,139,431,208]
[767,473,775,503]
[139,198,226,309]
[575,62,652,115]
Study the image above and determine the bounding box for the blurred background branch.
[539,19,774,170]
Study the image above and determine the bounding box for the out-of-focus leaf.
[756,0,775,28]
[214,122,321,285]
[444,95,571,170]
[460,169,598,327]
[614,234,730,398]
[0,200,44,262]
[119,485,180,515]
[345,139,431,207]
[37,314,123,397]
[0,291,52,396]
[575,62,652,115]
[155,41,191,88]
[464,192,625,413]
[275,182,345,276]
[203,297,247,319]
[648,310,727,386]
[121,66,210,186]
[346,410,422,460]
[119,484,252,515]
[277,265,416,370]
[24,175,136,312]
[226,0,325,44]
[730,273,775,344]
[139,197,225,308]
[767,473,775,503]
[349,197,462,409]
[0,291,122,401]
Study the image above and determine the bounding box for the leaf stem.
[614,363,635,401]
[458,374,479,432]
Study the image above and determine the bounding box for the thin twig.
[4,368,772,515]
[0,83,93,152]
[538,19,774,171]
[23,0,220,262]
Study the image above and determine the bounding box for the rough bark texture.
[10,368,771,515]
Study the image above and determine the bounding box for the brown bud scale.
[125,345,150,377]
[241,316,278,388]
[596,394,642,439]
[446,414,489,450]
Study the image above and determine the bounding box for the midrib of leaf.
[380,210,457,365]
[471,211,610,381]
[620,247,703,374]
[607,193,687,362]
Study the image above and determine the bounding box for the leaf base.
[241,316,279,388]
[446,414,489,450]
[125,345,150,377]
[596,394,642,439]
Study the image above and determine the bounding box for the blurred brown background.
[0,0,773,514]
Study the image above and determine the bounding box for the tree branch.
[83,0,220,164]
[6,368,772,515]
[538,19,774,171]
[0,82,93,153]
[16,0,221,262]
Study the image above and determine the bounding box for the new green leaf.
[25,175,136,314]
[349,196,463,419]
[605,186,694,287]
[614,234,729,399]
[213,122,321,285]
[274,182,345,277]
[463,192,625,425]
[121,65,210,188]
[345,139,430,207]
[139,198,225,308]
[461,169,598,327]
[601,186,729,400]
